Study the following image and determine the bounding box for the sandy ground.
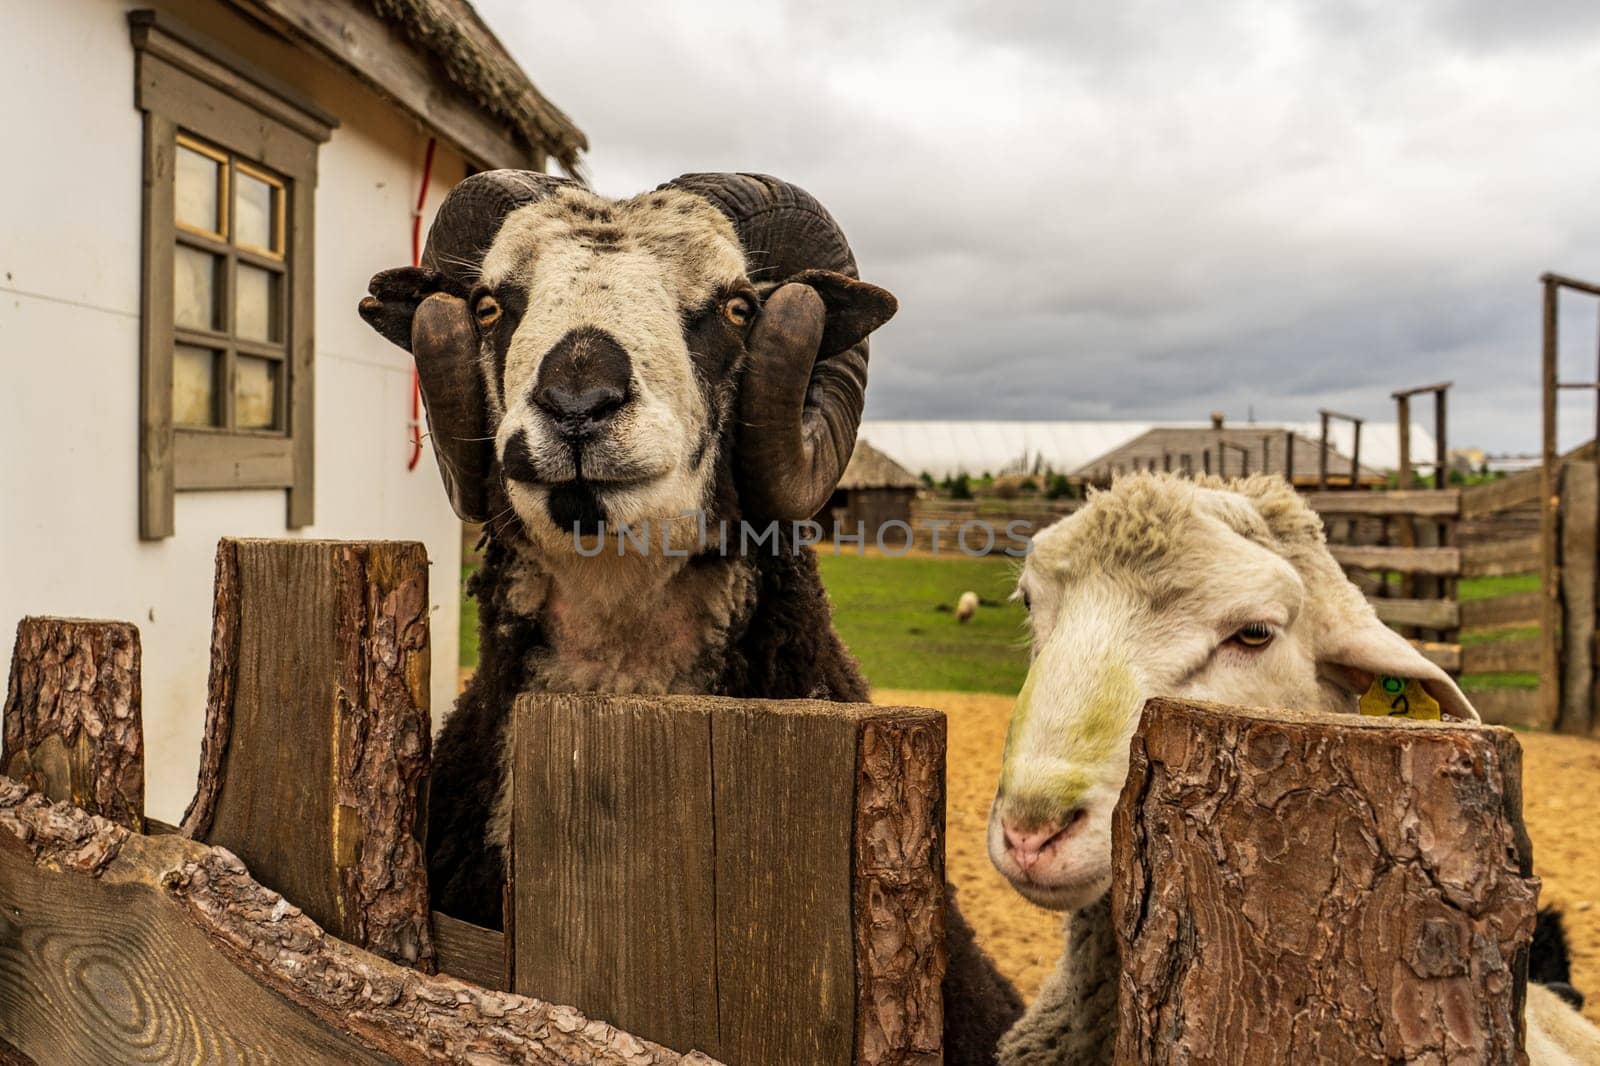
[876,688,1600,1026]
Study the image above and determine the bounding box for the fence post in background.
[511,693,946,1066]
[179,538,435,971]
[1319,411,1330,489]
[1112,698,1536,1064]
[1541,275,1562,732]
[1559,461,1598,736]
[3,618,144,831]
[1396,392,1412,489]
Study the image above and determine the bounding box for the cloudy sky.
[479,0,1600,453]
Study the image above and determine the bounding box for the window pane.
[173,345,220,426]
[175,144,222,234]
[174,245,220,331]
[235,169,279,252]
[236,355,281,430]
[236,265,282,342]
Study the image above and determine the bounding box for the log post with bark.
[3,616,143,832]
[1112,697,1538,1065]
[0,776,722,1066]
[180,538,436,971]
[511,693,947,1066]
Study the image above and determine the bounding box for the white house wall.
[0,0,475,822]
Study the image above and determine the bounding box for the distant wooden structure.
[820,440,920,536]
[1539,273,1600,736]
[1073,419,1385,488]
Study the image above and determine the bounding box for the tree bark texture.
[3,617,143,832]
[179,538,435,970]
[1112,698,1538,1066]
[0,776,721,1066]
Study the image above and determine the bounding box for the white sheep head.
[988,472,1478,911]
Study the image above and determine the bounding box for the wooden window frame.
[131,11,336,539]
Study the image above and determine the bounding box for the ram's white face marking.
[988,474,1478,911]
[477,187,750,543]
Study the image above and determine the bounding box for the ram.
[360,170,1020,1063]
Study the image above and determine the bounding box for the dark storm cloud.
[477,0,1600,452]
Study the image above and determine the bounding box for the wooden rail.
[1326,544,1461,576]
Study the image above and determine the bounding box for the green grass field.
[459,558,1543,696]
[816,551,1029,694]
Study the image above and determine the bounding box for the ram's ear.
[358,266,459,352]
[785,268,897,357]
[1317,610,1480,721]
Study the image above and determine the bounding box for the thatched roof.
[1073,427,1386,487]
[366,0,588,172]
[838,441,919,490]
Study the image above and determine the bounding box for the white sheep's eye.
[1232,623,1274,649]
[474,293,502,329]
[723,295,754,327]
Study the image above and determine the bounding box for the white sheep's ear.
[1317,612,1480,722]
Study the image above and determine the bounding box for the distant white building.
[0,0,585,822]
[858,419,1437,481]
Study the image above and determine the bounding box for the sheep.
[987,472,1600,1065]
[359,170,1021,1064]
[957,590,980,624]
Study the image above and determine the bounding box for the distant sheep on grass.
[957,590,979,623]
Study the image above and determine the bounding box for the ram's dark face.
[472,187,756,540]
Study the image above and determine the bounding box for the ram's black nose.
[532,327,632,439]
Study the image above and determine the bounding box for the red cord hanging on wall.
[407,137,438,471]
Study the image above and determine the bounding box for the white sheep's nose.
[1001,808,1086,871]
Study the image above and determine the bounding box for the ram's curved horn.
[410,170,573,521]
[664,174,896,522]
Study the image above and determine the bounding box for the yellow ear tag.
[1359,675,1442,721]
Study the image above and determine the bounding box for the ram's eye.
[723,295,754,327]
[1020,590,1032,610]
[474,293,502,329]
[1232,623,1274,648]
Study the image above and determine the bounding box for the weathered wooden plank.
[1460,468,1542,518]
[513,694,718,1055]
[0,778,712,1065]
[172,430,295,490]
[1371,598,1460,630]
[1307,489,1460,517]
[138,110,177,540]
[432,912,508,991]
[511,694,947,1066]
[181,539,434,970]
[1462,535,1542,578]
[1559,461,1597,735]
[1461,591,1542,630]
[3,618,143,831]
[713,704,858,1065]
[1466,687,1544,728]
[1328,544,1461,576]
[1112,698,1536,1064]
[1414,640,1462,673]
[1462,637,1542,675]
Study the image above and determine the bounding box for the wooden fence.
[0,539,944,1066]
[0,538,1552,1063]
[905,499,1080,553]
[1308,459,1600,733]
